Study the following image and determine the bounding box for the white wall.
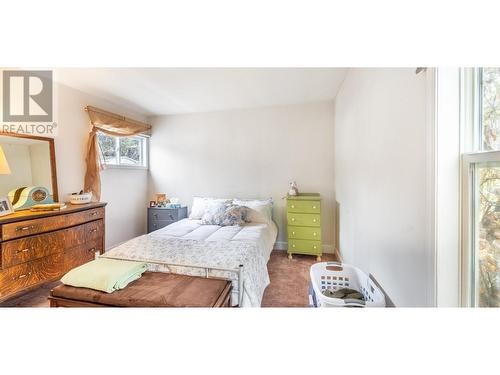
[334,68,433,307]
[149,101,336,251]
[53,83,149,248]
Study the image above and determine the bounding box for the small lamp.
[0,145,11,175]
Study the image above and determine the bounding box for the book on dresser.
[0,202,106,303]
[147,206,188,233]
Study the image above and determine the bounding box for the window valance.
[85,106,151,136]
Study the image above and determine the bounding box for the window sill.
[103,164,149,171]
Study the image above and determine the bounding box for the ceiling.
[54,68,348,116]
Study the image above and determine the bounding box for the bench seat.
[49,272,232,307]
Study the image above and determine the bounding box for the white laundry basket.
[310,262,386,307]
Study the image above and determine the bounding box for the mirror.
[0,133,58,203]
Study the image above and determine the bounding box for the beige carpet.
[261,251,337,307]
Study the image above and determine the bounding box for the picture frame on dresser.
[0,196,13,217]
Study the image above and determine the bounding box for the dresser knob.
[17,248,32,254]
[292,244,296,248]
[169,214,174,220]
[292,231,295,235]
[88,247,96,253]
[313,219,317,223]
[14,272,31,281]
[16,225,35,232]
[90,211,98,216]
[291,205,295,209]
[313,246,317,249]
[313,232,317,236]
[313,206,317,209]
[89,228,97,233]
[291,218,295,222]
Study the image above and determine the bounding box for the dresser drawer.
[0,252,65,299]
[149,209,182,221]
[64,241,102,272]
[148,220,175,233]
[287,213,321,227]
[287,200,321,214]
[288,239,322,255]
[1,208,105,241]
[1,225,86,269]
[86,219,104,242]
[288,226,321,241]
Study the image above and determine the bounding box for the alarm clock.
[8,186,54,211]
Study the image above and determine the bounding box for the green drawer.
[287,213,321,227]
[288,239,322,255]
[288,226,321,240]
[287,200,321,214]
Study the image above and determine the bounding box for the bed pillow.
[233,198,273,224]
[221,204,248,226]
[201,203,248,226]
[189,197,231,219]
[200,201,226,224]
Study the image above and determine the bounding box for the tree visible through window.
[476,68,500,306]
[477,164,500,307]
[97,132,147,167]
[482,68,500,151]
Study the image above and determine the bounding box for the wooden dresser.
[0,203,106,302]
[286,193,322,261]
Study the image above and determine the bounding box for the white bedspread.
[102,219,278,307]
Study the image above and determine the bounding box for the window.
[97,132,148,168]
[481,68,500,151]
[462,68,500,307]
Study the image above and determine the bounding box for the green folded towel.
[61,258,148,293]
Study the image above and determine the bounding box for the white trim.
[274,241,288,251]
[334,246,342,262]
[99,133,149,170]
[104,164,149,171]
[435,68,462,307]
[463,150,500,163]
[425,67,437,307]
[460,150,500,307]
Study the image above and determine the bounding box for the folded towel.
[61,258,148,293]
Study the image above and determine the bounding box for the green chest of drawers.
[286,193,322,261]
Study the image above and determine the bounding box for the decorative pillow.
[220,204,248,226]
[200,201,227,224]
[233,198,273,224]
[201,203,248,226]
[189,197,231,219]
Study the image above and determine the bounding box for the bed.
[101,217,278,307]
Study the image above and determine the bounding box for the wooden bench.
[49,272,232,307]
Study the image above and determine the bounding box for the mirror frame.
[0,132,59,202]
